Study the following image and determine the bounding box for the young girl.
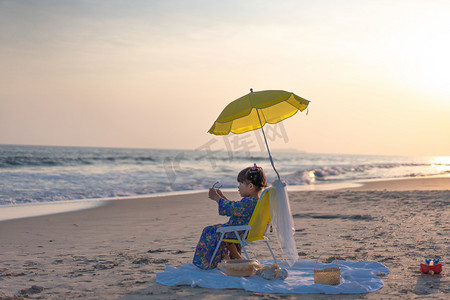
[193,164,267,269]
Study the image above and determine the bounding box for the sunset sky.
[1,0,449,156]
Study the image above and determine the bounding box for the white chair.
[209,188,277,266]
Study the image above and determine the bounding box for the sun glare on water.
[430,156,450,174]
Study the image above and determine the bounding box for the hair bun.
[247,163,265,187]
[237,165,267,189]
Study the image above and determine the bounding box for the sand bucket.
[218,259,262,277]
[314,257,340,285]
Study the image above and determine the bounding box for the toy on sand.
[420,259,442,275]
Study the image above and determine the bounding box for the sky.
[0,0,449,156]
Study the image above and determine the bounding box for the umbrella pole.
[256,109,281,180]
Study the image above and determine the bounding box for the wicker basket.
[313,258,340,285]
[218,259,262,277]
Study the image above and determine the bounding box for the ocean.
[1,144,449,206]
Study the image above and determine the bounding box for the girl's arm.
[218,197,255,217]
[209,188,229,202]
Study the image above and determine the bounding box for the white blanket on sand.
[156,259,389,294]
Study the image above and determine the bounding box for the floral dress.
[192,196,258,269]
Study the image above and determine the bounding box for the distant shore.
[0,176,448,298]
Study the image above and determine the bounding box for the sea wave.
[282,162,444,186]
[0,155,155,168]
[0,145,448,206]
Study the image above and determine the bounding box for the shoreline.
[1,176,449,223]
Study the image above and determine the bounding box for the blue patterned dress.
[192,196,258,269]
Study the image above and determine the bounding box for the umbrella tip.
[250,88,253,93]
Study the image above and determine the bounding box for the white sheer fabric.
[269,179,298,266]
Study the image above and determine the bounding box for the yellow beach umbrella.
[208,89,310,179]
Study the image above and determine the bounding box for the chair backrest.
[245,187,273,242]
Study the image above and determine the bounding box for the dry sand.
[0,177,449,299]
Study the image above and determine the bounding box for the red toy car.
[420,259,442,274]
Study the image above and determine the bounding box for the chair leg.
[264,238,277,265]
[209,233,225,267]
[240,244,250,260]
[234,231,250,260]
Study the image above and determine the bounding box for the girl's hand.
[208,188,220,202]
[216,189,226,199]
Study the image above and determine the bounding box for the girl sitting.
[193,164,267,269]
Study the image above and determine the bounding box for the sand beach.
[0,177,449,299]
[2,1,450,298]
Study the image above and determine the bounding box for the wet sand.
[0,177,449,299]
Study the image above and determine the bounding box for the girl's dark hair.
[237,164,267,190]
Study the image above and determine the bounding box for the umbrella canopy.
[208,90,309,135]
[208,89,310,179]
